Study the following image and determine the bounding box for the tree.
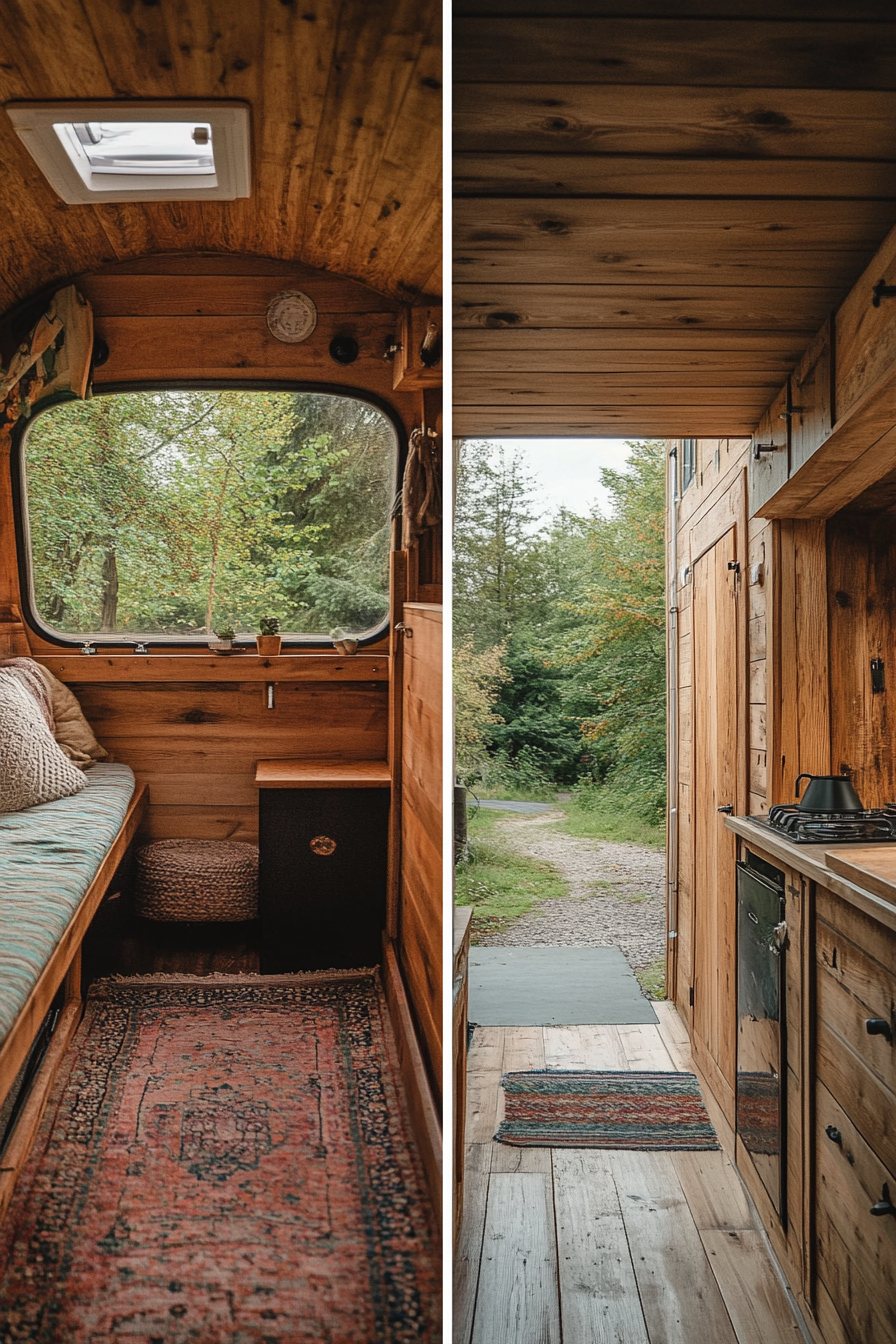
[559,440,667,812]
[453,441,552,649]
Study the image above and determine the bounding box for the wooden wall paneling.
[769,519,830,807]
[748,383,790,517]
[828,515,896,807]
[387,550,409,940]
[398,603,442,1095]
[71,679,389,843]
[791,317,835,476]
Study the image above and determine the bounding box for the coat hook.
[873,278,896,307]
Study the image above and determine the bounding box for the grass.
[635,956,666,1000]
[559,785,666,849]
[454,805,568,941]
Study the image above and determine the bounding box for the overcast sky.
[486,437,634,522]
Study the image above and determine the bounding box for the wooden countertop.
[255,760,391,788]
[726,816,896,935]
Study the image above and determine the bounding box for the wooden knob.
[310,835,337,856]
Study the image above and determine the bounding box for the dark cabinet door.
[259,787,389,973]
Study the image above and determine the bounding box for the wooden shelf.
[255,760,391,789]
[36,654,389,683]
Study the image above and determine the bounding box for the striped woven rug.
[496,1070,720,1150]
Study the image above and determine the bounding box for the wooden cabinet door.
[692,526,741,1125]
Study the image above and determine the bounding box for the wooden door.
[691,526,741,1126]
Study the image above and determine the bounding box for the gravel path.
[480,811,666,971]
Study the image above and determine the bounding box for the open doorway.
[454,436,668,1009]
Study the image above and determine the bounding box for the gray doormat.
[468,947,658,1025]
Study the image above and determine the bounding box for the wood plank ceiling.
[0,0,442,317]
[454,3,896,438]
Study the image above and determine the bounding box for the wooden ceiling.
[0,0,441,318]
[454,3,896,438]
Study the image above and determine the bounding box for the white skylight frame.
[5,101,251,203]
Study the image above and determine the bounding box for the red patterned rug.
[496,1070,720,1149]
[0,973,440,1343]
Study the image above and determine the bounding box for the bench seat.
[0,763,137,1047]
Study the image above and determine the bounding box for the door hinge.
[688,986,695,1007]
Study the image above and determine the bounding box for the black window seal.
[11,378,407,652]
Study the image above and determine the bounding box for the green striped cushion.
[0,763,136,1045]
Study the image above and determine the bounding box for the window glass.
[680,438,696,493]
[22,389,396,640]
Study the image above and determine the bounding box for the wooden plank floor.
[455,1002,806,1344]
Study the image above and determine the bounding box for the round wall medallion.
[266,290,318,344]
[310,835,337,856]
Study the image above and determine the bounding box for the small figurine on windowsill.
[330,626,358,656]
[256,617,282,657]
[209,625,234,651]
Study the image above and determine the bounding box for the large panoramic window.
[21,389,397,641]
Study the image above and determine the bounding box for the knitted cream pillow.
[0,671,87,813]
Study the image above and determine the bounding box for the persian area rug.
[495,1070,720,1150]
[0,973,439,1343]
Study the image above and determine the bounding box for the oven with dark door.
[736,851,787,1220]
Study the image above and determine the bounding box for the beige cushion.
[32,663,109,766]
[0,671,87,812]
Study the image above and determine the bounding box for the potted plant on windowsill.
[209,625,235,651]
[256,617,282,656]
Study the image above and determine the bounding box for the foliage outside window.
[21,389,396,640]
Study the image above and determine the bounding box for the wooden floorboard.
[457,1011,807,1344]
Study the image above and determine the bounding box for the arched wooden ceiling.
[454,3,896,438]
[0,0,441,317]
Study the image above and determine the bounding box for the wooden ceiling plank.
[454,195,896,249]
[242,1,341,265]
[453,2,896,17]
[454,85,896,159]
[456,371,784,394]
[454,349,799,373]
[301,0,427,276]
[454,414,759,435]
[345,35,442,299]
[454,249,873,289]
[455,283,841,329]
[453,154,896,199]
[454,327,809,352]
[455,18,896,89]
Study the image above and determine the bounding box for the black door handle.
[866,1018,893,1043]
[717,804,734,815]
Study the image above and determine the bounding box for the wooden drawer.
[816,892,896,1174]
[815,1081,896,1344]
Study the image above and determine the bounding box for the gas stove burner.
[761,803,896,844]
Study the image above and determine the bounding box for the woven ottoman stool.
[134,839,259,922]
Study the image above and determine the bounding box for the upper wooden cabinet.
[749,226,896,520]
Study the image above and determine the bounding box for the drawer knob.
[865,1018,893,1043]
[871,1183,896,1218]
[310,835,337,856]
[825,1125,842,1146]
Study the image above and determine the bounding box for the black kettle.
[795,773,864,812]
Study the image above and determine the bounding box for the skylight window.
[5,102,250,203]
[58,121,215,178]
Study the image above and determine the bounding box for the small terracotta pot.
[256,635,282,656]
